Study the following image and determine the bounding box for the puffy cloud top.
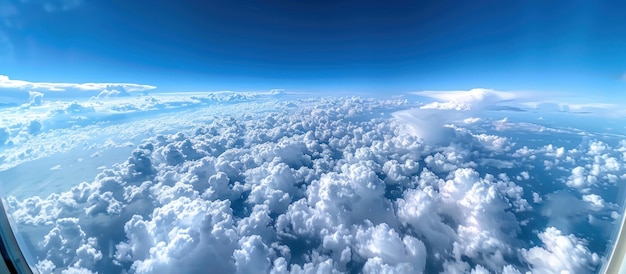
[521,227,600,274]
[2,95,617,274]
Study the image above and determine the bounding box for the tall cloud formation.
[393,88,518,144]
[4,96,614,274]
[416,88,518,111]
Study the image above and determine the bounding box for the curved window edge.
[0,198,36,274]
[603,202,626,274]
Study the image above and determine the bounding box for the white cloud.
[520,227,600,274]
[0,91,286,170]
[125,198,239,274]
[463,117,481,124]
[38,218,102,270]
[421,101,470,111]
[611,211,621,220]
[27,90,44,106]
[3,95,614,274]
[35,259,56,274]
[391,107,457,144]
[588,140,608,156]
[521,98,626,117]
[233,235,271,273]
[473,133,513,153]
[560,140,624,191]
[395,89,521,143]
[355,222,427,272]
[0,74,156,94]
[519,171,530,180]
[413,88,517,110]
[582,194,606,211]
[396,188,455,254]
[567,166,591,188]
[93,87,131,99]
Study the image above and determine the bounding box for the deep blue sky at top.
[1,0,625,95]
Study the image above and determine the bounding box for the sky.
[0,0,625,96]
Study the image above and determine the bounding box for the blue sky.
[1,0,625,96]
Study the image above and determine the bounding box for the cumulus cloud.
[472,133,513,153]
[520,227,600,274]
[567,166,590,188]
[583,194,606,211]
[3,95,614,274]
[0,89,287,169]
[463,117,481,124]
[37,218,103,271]
[353,222,427,272]
[563,140,624,189]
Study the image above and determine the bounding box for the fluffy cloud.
[3,95,616,274]
[355,222,427,272]
[472,133,513,153]
[567,166,590,188]
[463,117,481,124]
[0,90,286,170]
[583,194,606,211]
[520,227,600,274]
[564,140,624,189]
[118,198,240,274]
[37,218,103,271]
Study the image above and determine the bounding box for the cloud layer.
[0,74,156,93]
[3,94,620,274]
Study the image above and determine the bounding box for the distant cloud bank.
[0,74,156,93]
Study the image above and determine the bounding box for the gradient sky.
[0,0,625,96]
